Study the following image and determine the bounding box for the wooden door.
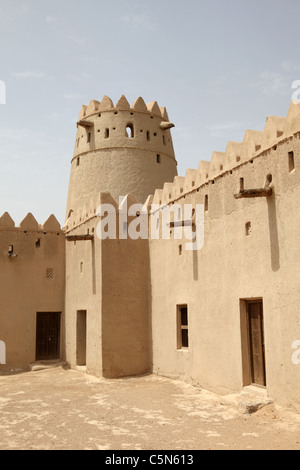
[248,302,266,386]
[36,313,61,361]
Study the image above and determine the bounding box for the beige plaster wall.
[101,229,151,378]
[150,133,300,410]
[0,216,65,371]
[64,219,102,376]
[64,202,151,379]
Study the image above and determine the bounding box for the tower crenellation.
[66,95,178,219]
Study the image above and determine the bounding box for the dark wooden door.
[36,313,61,361]
[248,302,266,386]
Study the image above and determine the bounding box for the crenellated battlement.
[65,101,300,232]
[0,212,62,232]
[78,95,170,120]
[66,94,178,218]
[148,101,300,207]
[73,94,175,161]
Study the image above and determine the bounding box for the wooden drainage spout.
[234,174,273,199]
[234,188,273,199]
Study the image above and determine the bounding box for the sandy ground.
[0,367,300,450]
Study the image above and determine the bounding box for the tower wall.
[66,96,178,217]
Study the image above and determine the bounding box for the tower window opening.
[205,195,208,212]
[289,151,295,173]
[8,245,14,256]
[87,132,91,143]
[76,157,80,167]
[35,238,41,248]
[105,128,109,139]
[240,177,244,191]
[126,124,134,139]
[147,131,150,141]
[157,154,161,164]
[245,221,252,237]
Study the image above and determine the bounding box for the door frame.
[240,298,266,387]
[36,312,61,361]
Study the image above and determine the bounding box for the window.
[179,244,182,256]
[289,151,295,173]
[147,131,150,141]
[204,195,208,212]
[76,157,80,167]
[105,128,109,139]
[177,305,189,349]
[87,132,91,143]
[46,268,54,279]
[157,154,161,164]
[245,222,252,236]
[8,245,14,256]
[240,178,244,191]
[126,124,134,138]
[35,238,41,248]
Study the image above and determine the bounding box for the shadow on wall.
[267,194,280,272]
[193,248,198,281]
[0,341,6,364]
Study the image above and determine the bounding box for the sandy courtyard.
[0,367,300,451]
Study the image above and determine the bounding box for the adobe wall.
[64,217,103,376]
[64,192,151,378]
[0,213,65,371]
[149,102,300,410]
[101,194,151,378]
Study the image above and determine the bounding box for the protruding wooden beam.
[160,121,175,130]
[169,220,194,228]
[77,120,94,128]
[234,188,273,199]
[66,234,94,241]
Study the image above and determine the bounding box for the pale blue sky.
[0,0,300,225]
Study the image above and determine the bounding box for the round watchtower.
[66,95,178,218]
